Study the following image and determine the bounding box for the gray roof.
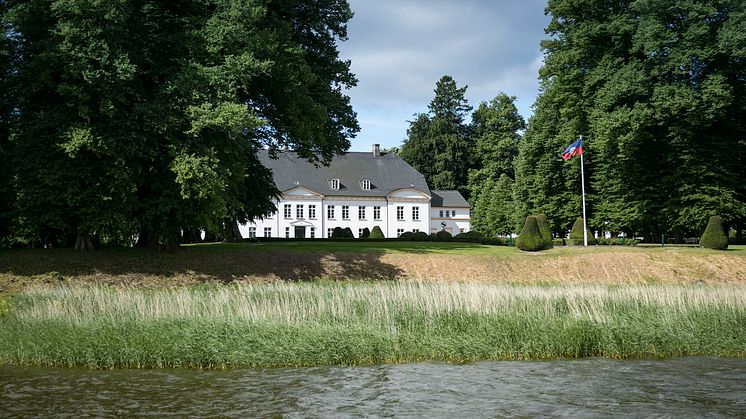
[259,150,431,197]
[431,190,470,208]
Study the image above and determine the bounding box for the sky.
[337,0,552,152]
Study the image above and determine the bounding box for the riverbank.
[1,282,744,368]
[1,243,745,297]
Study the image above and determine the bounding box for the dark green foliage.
[433,230,452,242]
[1,0,358,249]
[361,228,371,239]
[552,238,566,247]
[398,231,414,241]
[569,218,596,246]
[516,216,546,252]
[412,231,430,241]
[342,227,354,239]
[535,214,553,249]
[454,231,484,240]
[700,216,729,250]
[400,76,473,197]
[479,237,506,246]
[368,226,385,239]
[331,227,344,239]
[515,0,746,240]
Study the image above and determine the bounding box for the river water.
[2,357,745,417]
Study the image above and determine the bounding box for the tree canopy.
[2,0,358,248]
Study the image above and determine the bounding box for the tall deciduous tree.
[400,75,473,197]
[516,0,746,240]
[3,0,358,249]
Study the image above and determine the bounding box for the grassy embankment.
[1,282,744,368]
[0,243,744,368]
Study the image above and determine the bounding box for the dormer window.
[330,178,340,190]
[361,179,371,191]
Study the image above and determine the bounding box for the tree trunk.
[136,227,151,248]
[225,219,243,242]
[74,230,95,251]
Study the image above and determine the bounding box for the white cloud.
[338,0,551,150]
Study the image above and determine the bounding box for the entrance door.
[294,226,306,238]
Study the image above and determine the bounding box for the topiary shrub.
[515,216,546,251]
[342,227,354,239]
[368,226,385,239]
[480,237,505,246]
[535,214,553,249]
[568,217,597,245]
[399,231,414,240]
[331,227,344,238]
[700,215,729,250]
[412,231,430,241]
[552,238,565,247]
[361,227,371,239]
[433,230,452,242]
[453,231,484,242]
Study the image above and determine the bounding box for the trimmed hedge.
[412,231,430,241]
[569,217,597,245]
[368,226,385,239]
[516,216,546,251]
[432,230,452,242]
[700,216,729,250]
[535,214,553,249]
[331,227,344,239]
[342,227,354,239]
[399,231,415,240]
[596,237,638,246]
[361,227,371,239]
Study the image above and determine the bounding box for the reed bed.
[1,282,744,368]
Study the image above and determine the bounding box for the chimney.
[372,143,381,157]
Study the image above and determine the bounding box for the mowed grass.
[1,243,745,297]
[1,282,744,369]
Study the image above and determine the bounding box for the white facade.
[430,207,471,236]
[239,187,435,239]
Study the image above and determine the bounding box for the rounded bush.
[399,231,415,241]
[516,216,546,251]
[700,216,729,250]
[535,214,553,249]
[368,226,385,239]
[412,231,430,241]
[331,227,344,238]
[433,230,452,242]
[361,227,371,239]
[342,227,354,239]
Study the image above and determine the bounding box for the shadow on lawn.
[0,246,405,283]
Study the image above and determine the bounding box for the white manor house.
[239,145,471,239]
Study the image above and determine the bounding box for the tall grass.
[1,282,745,368]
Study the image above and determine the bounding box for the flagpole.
[580,135,588,247]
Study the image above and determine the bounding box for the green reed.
[1,282,744,368]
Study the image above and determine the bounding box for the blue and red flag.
[561,138,583,161]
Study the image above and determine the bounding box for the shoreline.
[1,282,744,369]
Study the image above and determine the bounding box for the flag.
[562,138,583,161]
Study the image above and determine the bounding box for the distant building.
[240,145,470,238]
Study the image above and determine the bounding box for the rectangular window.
[397,228,404,238]
[264,227,271,237]
[327,228,334,238]
[397,206,404,221]
[327,205,335,219]
[361,179,371,190]
[296,204,304,219]
[374,206,381,220]
[412,206,420,221]
[452,210,456,217]
[330,178,340,190]
[309,205,316,219]
[285,227,290,238]
[342,206,350,220]
[359,228,364,238]
[358,206,366,220]
[413,229,419,233]
[284,204,291,218]
[310,228,315,238]
[249,227,256,238]
[439,210,444,218]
